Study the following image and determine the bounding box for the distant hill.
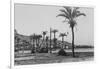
[14,29,72,48]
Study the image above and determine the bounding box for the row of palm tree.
[29,29,69,53]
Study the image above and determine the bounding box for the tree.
[46,36,49,52]
[51,29,58,48]
[41,31,47,49]
[59,33,67,49]
[30,34,35,47]
[39,36,49,53]
[42,31,47,41]
[36,35,42,51]
[37,35,42,45]
[57,7,86,57]
[30,34,36,53]
[49,28,52,53]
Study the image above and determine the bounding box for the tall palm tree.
[59,33,67,48]
[57,7,86,57]
[51,29,58,48]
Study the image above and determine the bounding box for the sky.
[14,3,94,46]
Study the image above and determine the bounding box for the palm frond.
[59,33,67,37]
[56,14,69,19]
[76,13,86,17]
[59,33,64,37]
[51,29,58,33]
[42,31,47,35]
[59,9,69,18]
[72,7,80,18]
[63,6,72,17]
[57,6,86,28]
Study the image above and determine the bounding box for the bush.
[58,49,67,56]
[31,48,35,53]
[39,47,48,53]
[15,49,18,52]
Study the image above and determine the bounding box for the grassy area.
[15,52,94,65]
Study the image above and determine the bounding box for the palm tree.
[37,35,42,44]
[42,31,47,41]
[46,36,49,52]
[36,35,42,50]
[32,35,41,52]
[41,31,47,49]
[59,33,67,49]
[57,7,86,57]
[51,29,58,39]
[49,28,52,53]
[30,34,35,47]
[30,34,36,53]
[51,29,58,48]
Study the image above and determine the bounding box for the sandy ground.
[15,51,94,65]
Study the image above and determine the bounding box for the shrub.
[31,48,35,53]
[58,49,67,56]
[39,47,48,53]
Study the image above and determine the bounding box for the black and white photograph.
[14,3,94,65]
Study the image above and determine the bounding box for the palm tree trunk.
[53,33,55,48]
[50,28,52,53]
[33,39,35,53]
[46,39,48,53]
[43,35,45,41]
[72,27,75,57]
[37,39,40,52]
[62,37,64,49]
[54,33,56,48]
[54,33,56,39]
[42,35,45,47]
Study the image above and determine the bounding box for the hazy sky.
[15,3,94,45]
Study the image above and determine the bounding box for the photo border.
[10,0,95,69]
